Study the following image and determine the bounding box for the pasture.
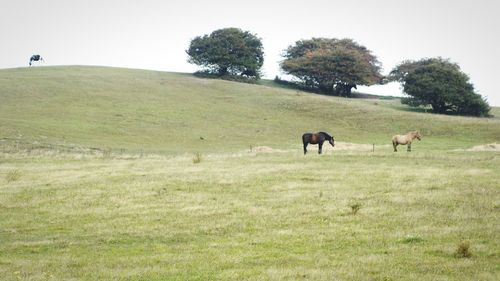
[1,66,499,280]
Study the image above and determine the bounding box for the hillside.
[1,66,499,280]
[1,66,499,154]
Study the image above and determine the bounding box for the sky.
[1,0,499,105]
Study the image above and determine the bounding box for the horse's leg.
[407,142,411,152]
[393,141,397,152]
[303,143,307,155]
[318,142,323,154]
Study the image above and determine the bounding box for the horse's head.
[329,136,335,147]
[415,131,422,140]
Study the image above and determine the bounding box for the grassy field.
[0,66,499,280]
[1,66,499,153]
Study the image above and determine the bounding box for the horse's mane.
[318,132,332,139]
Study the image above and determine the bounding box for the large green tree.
[389,58,490,117]
[280,38,383,96]
[186,28,264,79]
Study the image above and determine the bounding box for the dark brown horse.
[302,132,335,155]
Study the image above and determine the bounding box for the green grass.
[0,66,499,280]
[1,66,499,154]
[0,151,498,280]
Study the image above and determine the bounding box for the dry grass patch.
[464,143,500,152]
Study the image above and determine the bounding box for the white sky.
[1,0,499,105]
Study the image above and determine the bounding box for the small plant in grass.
[6,169,21,183]
[193,152,202,164]
[402,235,424,244]
[455,240,472,258]
[349,202,362,215]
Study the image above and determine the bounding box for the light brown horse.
[392,131,422,152]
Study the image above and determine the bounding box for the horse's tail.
[391,135,397,145]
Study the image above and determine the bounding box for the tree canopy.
[389,58,490,117]
[186,28,264,79]
[280,38,383,96]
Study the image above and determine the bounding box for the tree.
[186,28,264,79]
[280,38,383,96]
[389,58,490,117]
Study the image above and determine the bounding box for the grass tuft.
[193,152,202,164]
[349,202,362,215]
[455,241,472,258]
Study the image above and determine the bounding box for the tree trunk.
[218,67,228,76]
[318,82,335,95]
[335,83,356,97]
[431,101,448,113]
